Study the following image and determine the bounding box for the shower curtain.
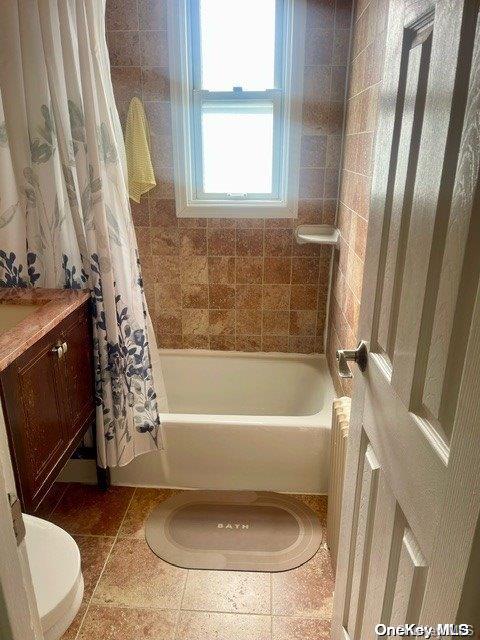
[0,1,163,467]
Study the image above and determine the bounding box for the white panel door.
[0,408,42,639]
[332,1,480,637]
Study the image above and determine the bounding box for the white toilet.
[23,514,84,640]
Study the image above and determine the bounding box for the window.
[169,0,306,217]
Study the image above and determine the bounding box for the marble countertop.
[0,288,90,372]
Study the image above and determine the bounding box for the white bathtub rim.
[159,411,331,428]
[159,348,328,362]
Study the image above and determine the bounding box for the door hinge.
[8,494,26,546]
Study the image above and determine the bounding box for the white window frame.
[168,0,306,218]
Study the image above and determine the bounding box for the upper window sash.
[189,0,285,93]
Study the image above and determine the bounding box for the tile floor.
[41,483,334,640]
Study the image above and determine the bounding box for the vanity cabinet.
[0,298,95,514]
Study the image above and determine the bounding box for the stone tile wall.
[106,0,352,352]
[326,0,388,392]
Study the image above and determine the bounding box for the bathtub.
[110,350,335,494]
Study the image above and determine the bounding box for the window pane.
[199,0,277,91]
[201,102,274,194]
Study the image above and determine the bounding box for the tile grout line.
[73,487,138,639]
[172,567,191,640]
[59,532,117,539]
[313,250,322,352]
[288,234,293,352]
[205,226,211,350]
[261,220,266,350]
[233,233,239,350]
[232,226,237,350]
[171,609,183,640]
[270,571,274,639]
[178,609,271,618]
[178,219,186,349]
[64,597,332,619]
[261,235,266,351]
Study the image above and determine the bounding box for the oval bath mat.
[145,490,322,572]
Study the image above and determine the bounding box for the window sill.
[176,200,299,219]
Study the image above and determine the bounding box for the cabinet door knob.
[62,341,68,354]
[51,344,63,359]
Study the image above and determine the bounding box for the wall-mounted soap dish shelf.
[295,224,340,246]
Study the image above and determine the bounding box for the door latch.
[336,341,368,379]
[8,494,26,546]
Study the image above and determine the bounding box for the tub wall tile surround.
[326,0,389,394]
[106,0,353,353]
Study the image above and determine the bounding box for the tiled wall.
[106,0,352,352]
[326,0,389,393]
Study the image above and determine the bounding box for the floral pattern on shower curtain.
[0,1,162,467]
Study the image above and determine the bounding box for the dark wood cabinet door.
[0,299,95,513]
[1,332,68,510]
[59,305,95,441]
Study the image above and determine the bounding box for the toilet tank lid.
[23,514,82,628]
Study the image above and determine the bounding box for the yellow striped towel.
[125,97,156,203]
